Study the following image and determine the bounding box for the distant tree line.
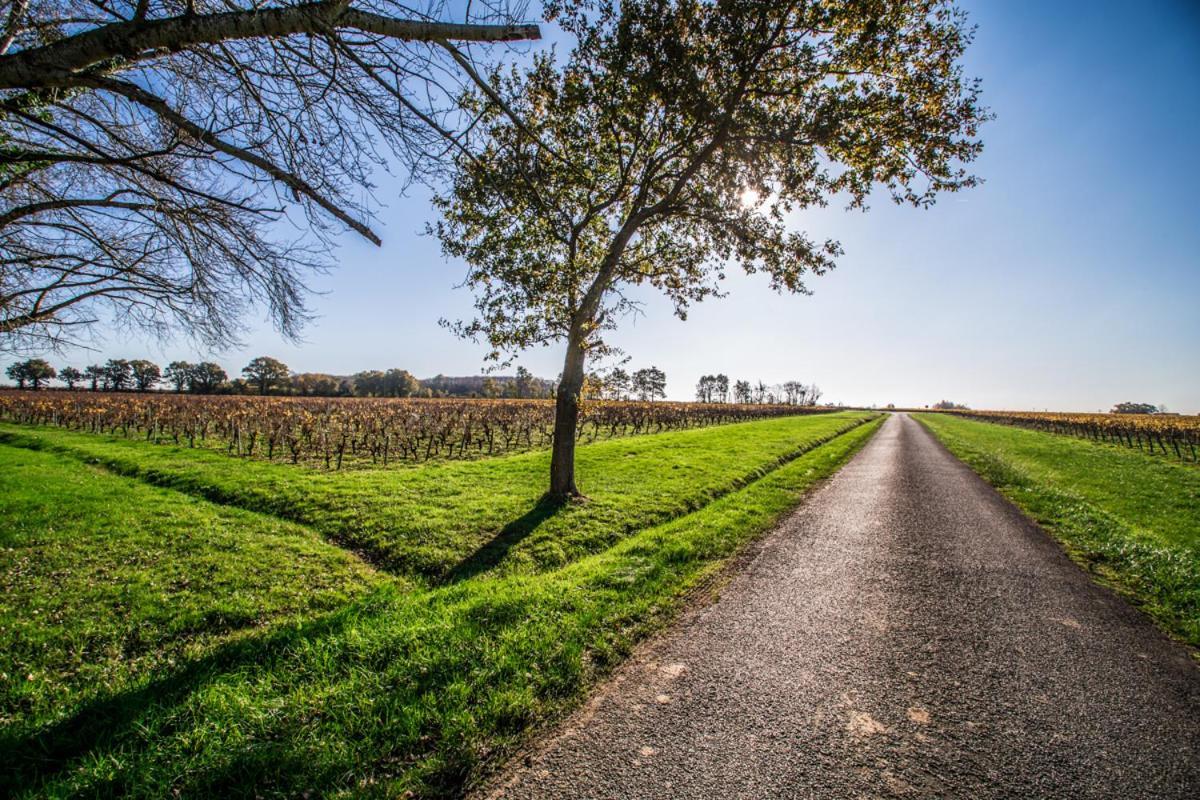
[1111,402,1168,415]
[4,357,558,399]
[581,367,668,402]
[692,374,823,406]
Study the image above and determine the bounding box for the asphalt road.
[481,413,1200,799]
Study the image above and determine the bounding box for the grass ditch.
[0,412,874,583]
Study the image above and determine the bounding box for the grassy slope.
[2,414,881,797]
[0,443,383,736]
[0,412,869,582]
[916,413,1199,648]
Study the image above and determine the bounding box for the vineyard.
[0,391,835,468]
[941,409,1200,462]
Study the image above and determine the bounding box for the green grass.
[0,412,868,582]
[1,412,881,797]
[0,443,383,740]
[916,413,1200,648]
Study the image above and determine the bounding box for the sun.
[739,187,761,209]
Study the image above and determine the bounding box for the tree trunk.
[548,334,586,499]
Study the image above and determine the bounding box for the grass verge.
[0,442,383,742]
[1,416,882,798]
[915,413,1199,649]
[0,412,872,582]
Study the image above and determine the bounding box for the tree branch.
[0,2,540,90]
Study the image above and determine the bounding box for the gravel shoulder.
[478,413,1200,799]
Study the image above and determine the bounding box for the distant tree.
[58,366,83,389]
[932,400,968,410]
[582,372,606,400]
[243,357,290,395]
[353,370,387,397]
[83,364,105,391]
[481,377,501,398]
[632,367,667,401]
[129,360,161,392]
[383,369,420,398]
[104,359,132,391]
[606,368,630,401]
[5,361,27,388]
[515,366,535,399]
[782,381,805,405]
[714,374,730,403]
[190,362,228,394]
[733,380,752,404]
[804,384,823,406]
[752,381,768,404]
[292,373,341,396]
[164,362,193,393]
[1112,402,1160,415]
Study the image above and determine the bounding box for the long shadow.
[443,494,571,583]
[0,600,365,796]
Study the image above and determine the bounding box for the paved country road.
[480,413,1200,799]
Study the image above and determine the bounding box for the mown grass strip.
[0,443,384,739]
[0,412,873,583]
[2,416,883,799]
[915,413,1200,649]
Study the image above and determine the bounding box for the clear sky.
[21,0,1200,412]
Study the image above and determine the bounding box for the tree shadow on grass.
[443,494,573,584]
[0,604,360,797]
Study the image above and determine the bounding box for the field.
[916,413,1200,647]
[0,406,881,797]
[940,408,1200,462]
[0,391,834,468]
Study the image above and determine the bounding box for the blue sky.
[29,0,1200,411]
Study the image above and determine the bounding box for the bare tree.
[0,1,540,351]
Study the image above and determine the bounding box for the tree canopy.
[436,0,987,496]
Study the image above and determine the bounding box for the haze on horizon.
[11,0,1199,414]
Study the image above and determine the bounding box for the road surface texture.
[481,413,1200,799]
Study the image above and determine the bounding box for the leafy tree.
[733,380,753,404]
[383,369,420,398]
[58,366,82,389]
[83,364,105,391]
[632,366,667,401]
[3,360,52,387]
[436,0,985,497]
[606,368,631,401]
[0,1,540,351]
[1112,402,1160,415]
[164,361,193,393]
[5,361,25,388]
[292,373,341,396]
[189,362,228,394]
[714,374,730,403]
[104,359,132,391]
[24,358,54,388]
[514,366,536,399]
[243,357,290,395]
[353,370,388,397]
[129,360,162,392]
[695,374,717,403]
